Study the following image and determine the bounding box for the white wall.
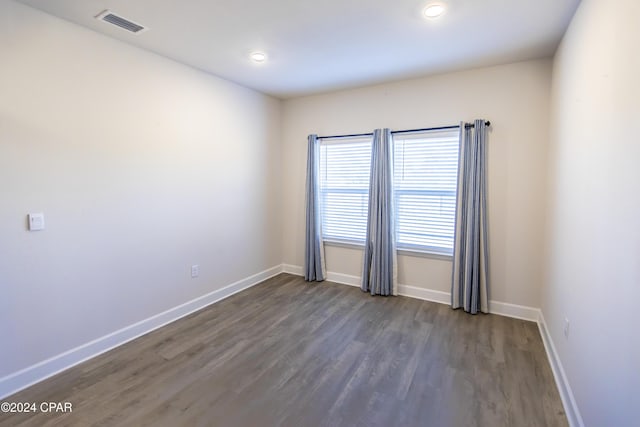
[0,0,282,378]
[543,0,640,425]
[282,59,552,308]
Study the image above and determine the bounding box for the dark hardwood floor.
[0,273,567,426]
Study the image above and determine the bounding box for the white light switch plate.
[191,265,199,278]
[28,213,45,231]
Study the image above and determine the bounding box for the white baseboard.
[0,264,283,400]
[397,284,451,305]
[488,300,540,322]
[327,271,360,287]
[537,311,584,427]
[398,285,539,322]
[282,264,303,276]
[282,264,539,322]
[282,265,362,288]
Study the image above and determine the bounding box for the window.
[393,130,460,255]
[317,129,460,256]
[318,136,372,243]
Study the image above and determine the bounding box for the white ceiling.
[17,0,580,99]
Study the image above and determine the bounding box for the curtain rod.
[317,121,490,140]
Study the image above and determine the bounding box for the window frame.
[318,135,372,245]
[316,128,460,259]
[392,129,460,257]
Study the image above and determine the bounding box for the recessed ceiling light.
[423,3,446,19]
[250,51,267,63]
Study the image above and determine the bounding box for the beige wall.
[282,59,552,308]
[0,1,282,377]
[543,0,640,425]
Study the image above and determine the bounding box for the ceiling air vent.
[95,10,148,34]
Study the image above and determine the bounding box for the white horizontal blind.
[393,130,460,254]
[319,137,372,243]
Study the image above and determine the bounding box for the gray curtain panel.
[304,134,326,282]
[361,129,398,296]
[451,120,489,313]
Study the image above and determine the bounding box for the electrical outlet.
[191,265,199,278]
[563,318,570,339]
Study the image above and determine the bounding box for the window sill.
[323,239,453,261]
